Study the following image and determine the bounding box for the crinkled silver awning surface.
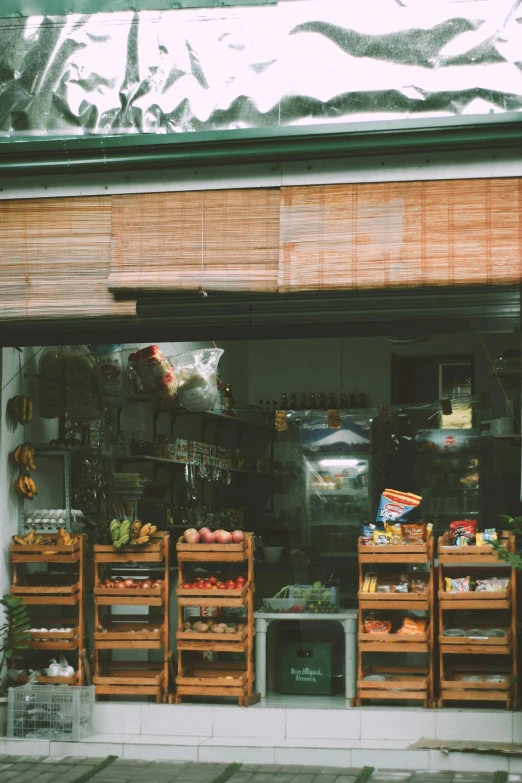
[1,0,522,137]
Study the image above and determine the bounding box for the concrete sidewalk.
[0,757,515,783]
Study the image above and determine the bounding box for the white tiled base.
[1,704,519,772]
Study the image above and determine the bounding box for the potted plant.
[0,594,31,735]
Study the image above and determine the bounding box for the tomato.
[217,582,225,589]
[209,576,217,585]
[182,583,192,589]
[204,581,213,589]
[211,585,218,589]
[236,576,246,586]
[225,580,236,589]
[196,580,206,589]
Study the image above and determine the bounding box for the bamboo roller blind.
[279,180,522,291]
[0,197,136,321]
[109,189,281,292]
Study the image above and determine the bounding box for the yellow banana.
[12,535,27,545]
[148,525,157,536]
[134,535,150,545]
[26,398,33,423]
[139,523,152,537]
[130,520,142,540]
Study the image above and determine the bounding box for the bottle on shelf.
[289,393,298,410]
[308,392,317,409]
[328,392,337,410]
[299,393,308,410]
[213,373,224,413]
[339,391,348,409]
[318,392,327,410]
[359,391,367,409]
[223,383,235,416]
[348,391,357,409]
[280,393,288,411]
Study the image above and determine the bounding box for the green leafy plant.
[0,594,31,685]
[491,515,522,570]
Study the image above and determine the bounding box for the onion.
[200,530,216,544]
[185,531,200,544]
[123,578,135,588]
[231,530,245,543]
[216,530,232,544]
[183,528,199,543]
[141,580,153,589]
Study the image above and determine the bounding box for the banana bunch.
[14,474,37,500]
[129,521,157,547]
[12,529,76,546]
[13,443,36,471]
[57,527,79,546]
[110,518,132,549]
[7,394,33,426]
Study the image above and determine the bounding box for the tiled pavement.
[0,758,517,783]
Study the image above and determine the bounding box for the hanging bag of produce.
[90,344,128,406]
[64,346,103,421]
[174,348,224,412]
[128,345,179,408]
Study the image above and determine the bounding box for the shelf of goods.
[355,537,435,708]
[437,531,517,709]
[174,534,259,707]
[10,534,85,685]
[93,532,170,703]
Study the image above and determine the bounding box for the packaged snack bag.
[376,489,422,525]
[373,530,392,545]
[475,577,509,592]
[397,617,426,635]
[411,575,428,593]
[360,521,384,545]
[450,519,476,546]
[445,576,471,592]
[476,529,497,546]
[401,522,427,544]
[364,615,392,634]
[385,522,403,544]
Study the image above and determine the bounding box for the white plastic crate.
[288,585,339,604]
[8,685,94,741]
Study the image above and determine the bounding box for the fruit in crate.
[110,519,157,549]
[98,577,163,589]
[182,575,246,590]
[182,528,246,544]
[184,619,245,635]
[12,527,77,546]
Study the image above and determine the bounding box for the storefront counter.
[254,610,358,701]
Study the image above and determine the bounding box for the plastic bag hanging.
[128,345,179,408]
[175,348,224,412]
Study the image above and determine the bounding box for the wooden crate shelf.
[437,532,518,709]
[93,533,170,703]
[10,535,86,685]
[175,534,258,706]
[355,535,435,707]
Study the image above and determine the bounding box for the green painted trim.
[0,0,274,17]
[353,768,375,783]
[1,113,522,176]
[211,763,242,783]
[68,755,118,783]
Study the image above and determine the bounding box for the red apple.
[231,530,245,543]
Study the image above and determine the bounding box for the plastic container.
[8,685,94,741]
[288,585,339,604]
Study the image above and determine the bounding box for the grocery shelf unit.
[174,533,259,706]
[10,534,85,685]
[93,532,170,702]
[437,531,517,709]
[355,536,435,707]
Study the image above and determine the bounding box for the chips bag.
[376,489,422,525]
[397,617,426,635]
[450,519,476,546]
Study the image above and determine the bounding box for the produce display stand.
[93,531,169,702]
[437,531,517,709]
[355,536,435,707]
[10,534,85,685]
[174,533,260,706]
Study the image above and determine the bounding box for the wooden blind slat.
[279,180,522,292]
[0,197,136,321]
[109,189,281,293]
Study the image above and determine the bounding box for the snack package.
[401,522,427,545]
[476,529,497,546]
[475,577,509,592]
[362,574,372,592]
[397,617,427,635]
[427,522,433,539]
[360,521,383,545]
[445,576,471,592]
[369,576,377,593]
[385,522,403,544]
[411,575,429,593]
[175,348,224,413]
[450,519,477,546]
[364,615,392,634]
[376,489,422,525]
[373,530,392,545]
